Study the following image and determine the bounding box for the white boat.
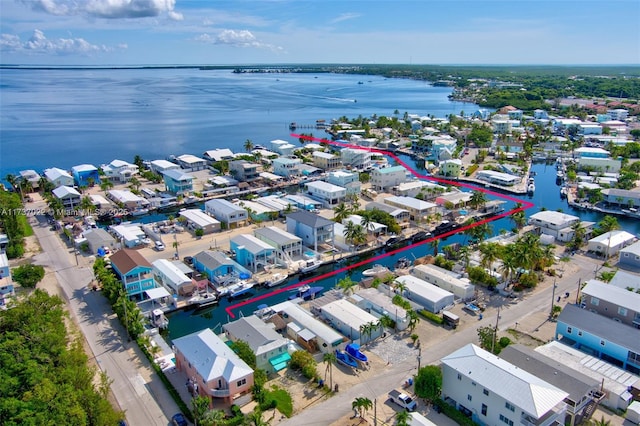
[299,259,322,274]
[130,208,149,216]
[265,272,288,288]
[188,292,217,307]
[150,308,169,329]
[527,177,535,194]
[228,281,254,298]
[362,264,390,277]
[560,187,568,199]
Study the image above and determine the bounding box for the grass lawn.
[266,386,293,417]
[18,214,34,237]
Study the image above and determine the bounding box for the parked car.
[171,413,188,426]
[154,241,165,251]
[183,256,194,265]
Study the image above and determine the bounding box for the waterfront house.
[83,228,118,255]
[270,301,345,354]
[475,170,521,186]
[229,160,260,182]
[392,181,440,198]
[256,195,293,214]
[272,157,302,178]
[270,139,296,157]
[536,341,638,411]
[149,159,180,175]
[109,223,146,248]
[176,154,207,171]
[430,136,458,161]
[441,343,568,426]
[412,264,475,301]
[71,164,100,187]
[44,167,74,187]
[286,211,334,253]
[282,194,322,212]
[601,188,640,208]
[396,275,454,313]
[107,189,149,210]
[340,148,372,170]
[609,270,640,291]
[343,214,387,237]
[320,299,383,345]
[528,211,587,243]
[101,160,138,183]
[556,304,640,374]
[312,151,341,170]
[173,328,254,407]
[254,226,303,266]
[383,196,437,223]
[162,169,194,195]
[575,147,621,173]
[178,209,221,235]
[351,288,408,331]
[579,123,603,135]
[52,185,81,210]
[204,199,248,229]
[109,249,156,299]
[370,165,408,192]
[192,250,251,286]
[223,315,291,373]
[18,170,41,190]
[327,170,361,195]
[587,230,636,257]
[580,279,640,328]
[365,202,410,229]
[500,344,601,426]
[608,109,629,121]
[619,241,640,269]
[304,180,347,208]
[438,159,463,178]
[230,234,276,273]
[234,200,278,222]
[203,148,235,164]
[435,191,472,209]
[152,259,194,296]
[0,252,14,308]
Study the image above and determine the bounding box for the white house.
[320,299,383,345]
[109,223,147,248]
[43,167,74,187]
[441,344,568,426]
[204,199,248,229]
[327,170,361,195]
[52,185,81,209]
[179,209,221,234]
[254,226,303,266]
[304,180,347,207]
[412,264,475,301]
[152,259,194,296]
[149,159,180,175]
[370,165,408,191]
[203,148,235,164]
[270,139,296,157]
[176,154,207,171]
[383,196,438,222]
[223,315,291,373]
[396,275,454,313]
[587,230,636,257]
[352,287,408,331]
[107,189,149,210]
[340,148,372,170]
[101,160,138,183]
[528,211,583,242]
[272,157,302,178]
[476,170,521,186]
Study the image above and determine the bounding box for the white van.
[154,241,165,251]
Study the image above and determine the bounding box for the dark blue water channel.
[165,158,640,341]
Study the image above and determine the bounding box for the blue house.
[192,250,251,285]
[0,252,15,308]
[109,249,156,299]
[285,210,334,253]
[163,169,194,195]
[72,164,101,187]
[556,304,640,375]
[230,235,276,273]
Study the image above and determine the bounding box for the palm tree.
[499,252,518,285]
[202,410,225,425]
[479,242,501,272]
[323,351,337,390]
[337,276,358,296]
[100,180,114,194]
[459,246,471,269]
[128,176,141,192]
[589,416,611,426]
[395,410,410,426]
[80,196,96,213]
[244,139,254,152]
[429,238,440,256]
[469,190,487,210]
[344,222,366,249]
[597,215,620,234]
[352,397,373,420]
[394,280,406,296]
[407,309,420,332]
[333,202,352,223]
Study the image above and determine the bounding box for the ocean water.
[0,68,470,176]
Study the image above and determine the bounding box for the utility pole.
[575,278,582,305]
[374,398,377,426]
[491,306,500,353]
[417,346,422,371]
[549,279,557,320]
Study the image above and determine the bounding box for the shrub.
[499,337,511,349]
[419,310,444,325]
[12,264,45,288]
[433,399,477,426]
[392,294,411,310]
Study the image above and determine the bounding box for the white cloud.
[0,29,121,55]
[20,0,182,20]
[329,13,360,24]
[195,29,284,52]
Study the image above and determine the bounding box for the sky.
[1,0,639,66]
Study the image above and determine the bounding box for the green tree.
[323,351,337,391]
[469,190,487,209]
[414,365,442,403]
[333,202,352,223]
[192,395,210,426]
[230,340,257,369]
[395,410,410,426]
[244,139,254,152]
[477,326,498,353]
[11,263,45,288]
[337,276,358,296]
[352,397,373,419]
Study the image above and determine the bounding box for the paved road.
[280,254,597,426]
[29,212,178,426]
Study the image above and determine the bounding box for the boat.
[527,177,535,194]
[335,349,358,369]
[289,122,297,130]
[130,208,149,216]
[288,285,323,301]
[188,292,217,308]
[299,259,322,274]
[433,221,459,236]
[228,281,254,298]
[150,308,169,329]
[265,272,288,288]
[362,264,391,277]
[560,187,568,199]
[463,303,481,315]
[394,257,411,269]
[345,343,368,363]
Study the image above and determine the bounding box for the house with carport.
[52,186,81,210]
[441,344,568,426]
[587,230,636,257]
[172,328,254,407]
[304,180,347,208]
[312,151,341,170]
[230,234,276,273]
[179,209,220,235]
[383,196,437,223]
[192,250,251,286]
[229,160,260,182]
[365,202,410,229]
[101,160,138,183]
[286,211,334,253]
[223,315,291,373]
[150,159,180,175]
[254,226,302,267]
[203,148,235,164]
[320,299,383,344]
[109,249,156,299]
[204,199,248,229]
[176,154,207,171]
[272,157,301,178]
[270,301,344,354]
[152,259,195,296]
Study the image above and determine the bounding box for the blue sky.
[1,0,639,66]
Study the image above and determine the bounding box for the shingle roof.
[110,249,152,274]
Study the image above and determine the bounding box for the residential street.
[28,207,178,426]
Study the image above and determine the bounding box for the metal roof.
[152,259,191,286]
[254,226,301,246]
[320,299,378,331]
[582,279,640,313]
[223,315,289,357]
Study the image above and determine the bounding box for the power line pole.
[549,279,557,320]
[491,306,500,353]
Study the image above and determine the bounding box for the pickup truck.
[388,389,417,411]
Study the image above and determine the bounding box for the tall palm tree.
[129,176,141,192]
[337,276,358,296]
[499,252,518,285]
[429,238,440,256]
[395,410,410,426]
[352,397,373,420]
[100,180,114,194]
[459,246,471,269]
[394,280,406,296]
[469,190,487,210]
[333,202,352,223]
[244,139,254,152]
[407,309,420,332]
[323,352,337,391]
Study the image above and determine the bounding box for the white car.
[154,241,165,251]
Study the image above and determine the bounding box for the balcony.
[210,388,230,397]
